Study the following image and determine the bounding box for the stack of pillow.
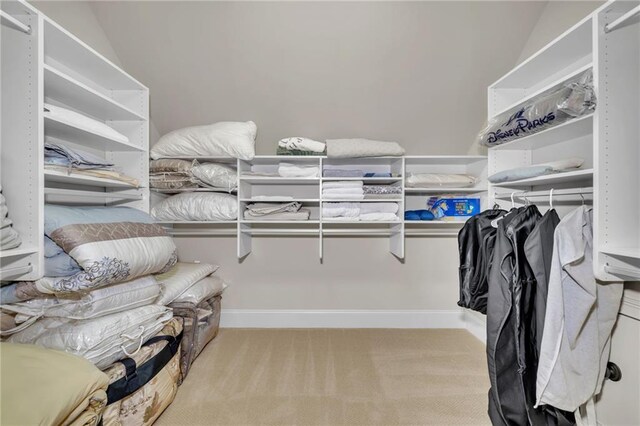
[149,159,238,193]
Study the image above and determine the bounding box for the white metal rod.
[0,264,33,280]
[0,10,30,34]
[604,5,640,33]
[604,264,640,279]
[45,188,143,200]
[494,187,593,199]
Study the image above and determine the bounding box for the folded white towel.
[246,202,301,215]
[360,202,399,214]
[278,162,319,178]
[359,212,398,221]
[278,137,326,153]
[322,181,364,189]
[250,195,295,201]
[322,203,360,218]
[323,193,365,200]
[322,188,364,195]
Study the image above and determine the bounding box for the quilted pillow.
[155,262,219,305]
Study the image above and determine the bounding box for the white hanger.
[511,191,516,209]
[549,188,554,209]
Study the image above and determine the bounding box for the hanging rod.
[494,187,593,199]
[604,5,640,33]
[0,264,33,281]
[0,10,30,34]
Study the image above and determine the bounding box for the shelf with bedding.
[43,64,145,122]
[151,188,237,194]
[239,176,320,185]
[322,177,402,184]
[44,114,144,152]
[44,188,143,204]
[153,156,238,164]
[404,187,487,193]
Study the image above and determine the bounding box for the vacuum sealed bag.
[477,69,596,147]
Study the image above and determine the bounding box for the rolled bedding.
[1,276,161,336]
[34,205,177,295]
[1,342,109,426]
[477,69,596,147]
[326,138,405,158]
[405,173,477,188]
[151,192,238,222]
[7,305,173,370]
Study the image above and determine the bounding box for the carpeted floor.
[156,328,490,426]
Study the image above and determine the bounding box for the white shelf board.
[403,155,487,165]
[44,169,139,188]
[490,114,593,151]
[492,168,593,187]
[44,187,142,200]
[156,221,237,225]
[322,177,402,184]
[405,187,487,193]
[322,198,403,202]
[404,220,465,225]
[44,114,144,152]
[43,17,145,91]
[323,220,401,224]
[492,62,593,118]
[153,156,238,164]
[0,10,30,34]
[0,246,39,259]
[601,246,640,259]
[240,220,320,224]
[241,198,319,202]
[151,188,236,194]
[239,176,320,185]
[44,64,145,121]
[490,16,592,89]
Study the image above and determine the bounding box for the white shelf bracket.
[604,5,640,33]
[0,10,31,34]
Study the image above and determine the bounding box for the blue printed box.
[427,197,481,220]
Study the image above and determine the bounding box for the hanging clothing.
[457,208,506,313]
[536,206,623,425]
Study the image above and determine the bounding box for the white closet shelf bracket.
[604,5,640,33]
[0,11,31,34]
[0,264,33,281]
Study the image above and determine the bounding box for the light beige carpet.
[156,329,490,426]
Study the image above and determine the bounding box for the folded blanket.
[488,157,584,183]
[45,165,140,187]
[323,169,364,178]
[406,173,477,188]
[322,188,364,195]
[323,181,363,189]
[243,209,310,221]
[322,193,365,200]
[277,163,319,178]
[364,172,393,177]
[322,203,360,218]
[363,185,402,195]
[360,203,399,214]
[45,142,115,170]
[278,137,326,153]
[359,212,399,221]
[0,343,109,426]
[326,138,405,158]
[276,147,321,156]
[249,195,294,201]
[246,202,301,216]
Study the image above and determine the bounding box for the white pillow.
[172,276,227,305]
[8,305,172,369]
[155,262,219,305]
[191,163,237,191]
[151,192,238,222]
[150,121,256,160]
[541,157,584,171]
[2,276,160,325]
[406,173,477,188]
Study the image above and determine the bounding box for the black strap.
[106,330,183,404]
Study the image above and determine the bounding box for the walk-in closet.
[1,0,638,425]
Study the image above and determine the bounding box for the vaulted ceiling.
[83,1,551,154]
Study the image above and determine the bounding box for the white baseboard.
[464,310,487,343]
[221,309,467,329]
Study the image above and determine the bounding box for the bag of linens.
[34,205,177,295]
[169,275,226,383]
[102,318,183,426]
[477,69,596,147]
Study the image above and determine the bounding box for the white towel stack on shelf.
[0,186,21,250]
[277,163,319,178]
[323,202,399,221]
[322,181,364,200]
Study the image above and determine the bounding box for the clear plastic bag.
[477,69,596,147]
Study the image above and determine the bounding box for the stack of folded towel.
[323,181,364,200]
[277,162,319,178]
[323,202,399,221]
[244,202,311,221]
[0,185,21,250]
[323,168,364,178]
[277,137,326,156]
